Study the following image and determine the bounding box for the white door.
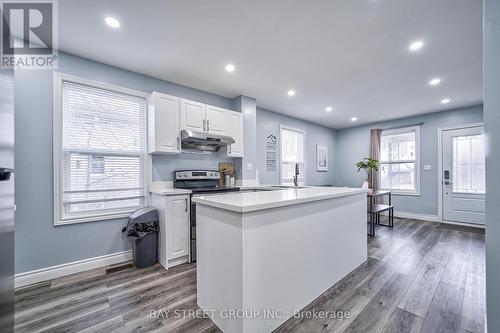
[226,111,244,157]
[166,195,190,260]
[148,92,180,153]
[442,125,485,224]
[180,99,205,132]
[205,105,227,135]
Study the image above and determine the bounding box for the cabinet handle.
[203,119,206,132]
[177,137,180,150]
[207,120,210,132]
[185,198,188,212]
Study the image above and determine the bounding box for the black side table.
[367,190,394,237]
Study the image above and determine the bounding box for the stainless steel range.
[174,170,239,262]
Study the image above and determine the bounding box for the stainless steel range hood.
[181,129,235,152]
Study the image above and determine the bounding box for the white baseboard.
[15,250,132,288]
[391,210,442,222]
[385,210,485,229]
[439,219,485,229]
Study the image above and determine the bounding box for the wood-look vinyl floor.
[15,218,485,333]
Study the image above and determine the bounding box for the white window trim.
[279,124,306,185]
[53,72,150,226]
[380,125,421,196]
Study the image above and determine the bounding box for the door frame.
[437,122,485,221]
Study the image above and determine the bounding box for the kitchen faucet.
[293,163,300,187]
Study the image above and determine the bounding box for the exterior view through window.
[58,80,146,222]
[380,126,420,194]
[452,134,485,193]
[280,126,304,185]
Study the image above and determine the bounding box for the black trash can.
[122,207,159,268]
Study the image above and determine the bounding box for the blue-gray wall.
[334,105,483,215]
[256,107,337,186]
[14,52,238,273]
[152,152,234,181]
[484,0,500,330]
[14,52,339,273]
[234,96,258,181]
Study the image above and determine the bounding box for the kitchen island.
[192,187,367,333]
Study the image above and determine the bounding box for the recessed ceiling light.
[441,98,451,104]
[429,78,441,86]
[325,106,333,112]
[287,90,296,97]
[408,40,424,52]
[351,117,358,122]
[105,16,120,28]
[225,64,235,72]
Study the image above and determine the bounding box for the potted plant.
[356,157,379,189]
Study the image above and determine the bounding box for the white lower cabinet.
[152,193,190,269]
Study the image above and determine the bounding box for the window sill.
[388,191,420,197]
[55,211,133,226]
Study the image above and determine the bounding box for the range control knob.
[183,173,189,177]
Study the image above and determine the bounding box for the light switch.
[424,164,432,171]
[247,163,253,170]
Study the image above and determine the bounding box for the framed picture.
[316,144,328,171]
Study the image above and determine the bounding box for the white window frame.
[380,125,421,196]
[279,125,306,185]
[53,72,150,225]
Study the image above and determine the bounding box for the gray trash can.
[122,207,159,268]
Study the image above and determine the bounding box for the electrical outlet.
[424,164,432,171]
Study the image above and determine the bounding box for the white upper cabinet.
[226,111,244,157]
[205,105,227,135]
[149,95,243,157]
[180,99,229,136]
[180,98,206,132]
[148,92,180,154]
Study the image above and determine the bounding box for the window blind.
[380,128,418,192]
[61,81,146,217]
[281,127,304,183]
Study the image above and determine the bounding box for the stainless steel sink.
[269,185,307,189]
[238,188,276,193]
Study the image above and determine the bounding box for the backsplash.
[152,151,236,181]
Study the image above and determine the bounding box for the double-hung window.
[280,126,305,185]
[380,126,420,195]
[54,74,147,225]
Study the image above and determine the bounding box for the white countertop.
[150,188,192,196]
[191,186,367,213]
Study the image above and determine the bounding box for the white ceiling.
[58,0,483,129]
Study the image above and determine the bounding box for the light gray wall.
[256,107,336,185]
[14,52,237,273]
[233,96,258,181]
[484,0,500,330]
[152,152,233,181]
[334,105,483,215]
